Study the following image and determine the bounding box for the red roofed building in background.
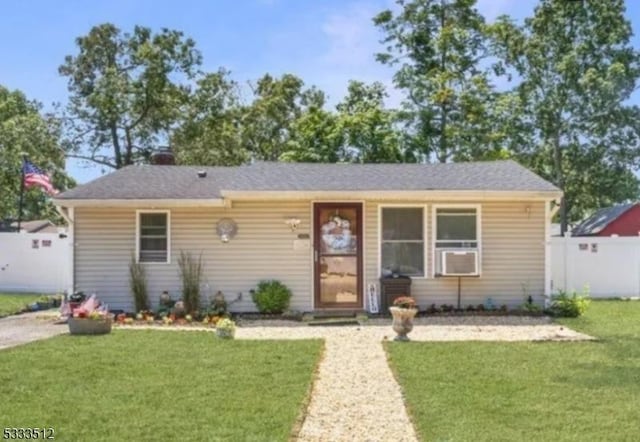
[572,203,640,237]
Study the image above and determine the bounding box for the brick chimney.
[150,147,175,165]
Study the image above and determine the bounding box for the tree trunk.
[111,124,122,168]
[124,127,133,166]
[553,132,568,234]
[438,0,448,163]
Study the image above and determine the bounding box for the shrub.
[520,302,542,313]
[440,304,454,313]
[129,255,149,311]
[252,280,292,314]
[547,288,591,317]
[178,251,203,312]
[426,304,440,314]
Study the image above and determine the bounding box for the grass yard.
[0,330,323,441]
[0,293,44,317]
[386,301,640,442]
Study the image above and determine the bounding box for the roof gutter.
[220,189,563,202]
[52,198,228,208]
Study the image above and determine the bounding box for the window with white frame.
[380,207,424,276]
[434,207,479,275]
[138,211,170,263]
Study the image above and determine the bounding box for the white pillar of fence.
[551,235,640,298]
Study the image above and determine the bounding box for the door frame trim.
[312,201,364,310]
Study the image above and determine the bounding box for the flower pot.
[389,306,418,341]
[68,317,112,335]
[216,328,235,339]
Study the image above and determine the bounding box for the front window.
[434,207,479,274]
[138,212,169,263]
[381,207,424,276]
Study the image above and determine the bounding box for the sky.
[1,0,639,184]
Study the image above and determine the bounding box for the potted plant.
[67,294,113,335]
[215,318,236,339]
[68,309,113,335]
[389,296,418,341]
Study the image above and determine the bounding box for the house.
[0,219,63,233]
[53,160,561,312]
[13,220,64,234]
[571,203,640,237]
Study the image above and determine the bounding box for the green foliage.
[242,73,308,161]
[128,255,149,312]
[335,81,406,163]
[173,72,407,166]
[547,288,591,318]
[177,251,203,312]
[489,0,640,230]
[59,23,202,169]
[0,293,46,317]
[171,69,248,166]
[0,86,73,222]
[374,0,505,163]
[520,302,542,313]
[251,280,292,314]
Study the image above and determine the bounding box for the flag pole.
[16,157,26,233]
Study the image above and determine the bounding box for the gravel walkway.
[293,328,418,442]
[0,311,67,350]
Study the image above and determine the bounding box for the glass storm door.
[314,203,363,309]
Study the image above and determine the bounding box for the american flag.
[23,160,58,195]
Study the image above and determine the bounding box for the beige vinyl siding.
[74,198,546,312]
[74,201,312,312]
[366,201,546,308]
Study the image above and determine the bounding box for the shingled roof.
[56,160,560,200]
[571,203,638,236]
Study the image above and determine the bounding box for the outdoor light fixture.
[284,217,301,232]
[216,218,238,243]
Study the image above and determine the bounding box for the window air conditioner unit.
[441,250,479,276]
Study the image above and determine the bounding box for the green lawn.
[0,331,323,441]
[0,293,44,317]
[386,301,640,442]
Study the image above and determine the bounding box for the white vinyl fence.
[551,235,640,298]
[0,232,72,293]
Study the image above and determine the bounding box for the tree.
[59,23,202,169]
[491,0,640,232]
[280,87,344,162]
[336,81,406,163]
[169,74,406,165]
[241,73,308,161]
[0,86,72,222]
[374,0,502,163]
[171,69,247,166]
